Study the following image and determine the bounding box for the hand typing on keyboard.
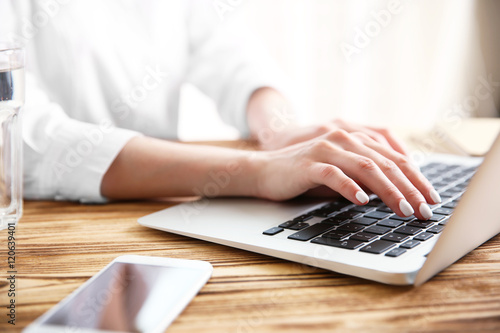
[254,119,441,220]
[263,162,472,258]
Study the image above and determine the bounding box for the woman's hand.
[260,118,410,157]
[254,129,441,220]
[246,88,408,155]
[102,126,440,220]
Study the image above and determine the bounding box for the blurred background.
[178,0,500,141]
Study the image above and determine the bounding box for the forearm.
[100,130,439,221]
[101,136,260,199]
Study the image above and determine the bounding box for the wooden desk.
[2,142,500,332]
[2,200,500,332]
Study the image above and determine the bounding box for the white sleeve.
[23,73,141,203]
[184,0,293,137]
[0,1,140,203]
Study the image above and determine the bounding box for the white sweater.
[0,0,284,202]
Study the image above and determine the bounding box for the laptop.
[138,133,500,286]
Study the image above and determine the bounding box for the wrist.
[241,150,274,200]
[216,150,266,198]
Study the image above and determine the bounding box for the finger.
[332,120,394,151]
[356,128,393,149]
[308,162,370,205]
[357,135,441,206]
[367,126,410,156]
[341,134,433,220]
[313,138,414,218]
[331,151,417,218]
[333,119,410,156]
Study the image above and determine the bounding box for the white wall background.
[178,0,499,141]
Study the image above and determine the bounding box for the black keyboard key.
[364,225,392,235]
[442,188,459,196]
[427,225,445,234]
[429,203,441,210]
[333,211,362,220]
[433,181,448,189]
[376,206,393,213]
[351,205,376,213]
[389,215,416,222]
[311,237,364,250]
[338,223,365,233]
[322,230,351,240]
[433,207,454,215]
[429,214,447,222]
[442,201,459,209]
[407,220,434,228]
[364,211,393,220]
[439,193,455,200]
[288,223,334,241]
[351,217,378,226]
[421,163,437,171]
[322,200,353,210]
[394,226,422,236]
[263,227,284,236]
[426,176,440,183]
[366,198,383,207]
[377,219,404,228]
[311,209,334,218]
[289,222,310,230]
[321,216,349,226]
[279,220,297,229]
[400,240,421,249]
[350,232,378,242]
[293,214,313,222]
[442,176,458,183]
[414,232,434,241]
[446,187,463,194]
[312,201,352,217]
[360,240,396,254]
[444,164,461,171]
[381,233,410,243]
[438,218,450,226]
[385,248,407,257]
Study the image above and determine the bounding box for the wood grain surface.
[0,198,499,333]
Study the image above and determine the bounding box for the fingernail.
[430,189,442,204]
[419,203,433,220]
[355,191,369,204]
[399,200,414,217]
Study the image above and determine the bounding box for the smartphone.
[23,255,213,333]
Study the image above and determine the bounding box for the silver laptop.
[139,133,500,286]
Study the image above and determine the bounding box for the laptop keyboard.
[263,162,477,257]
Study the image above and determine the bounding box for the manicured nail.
[355,191,369,204]
[419,203,433,219]
[399,200,414,217]
[430,189,442,204]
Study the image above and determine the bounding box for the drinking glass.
[0,44,24,229]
